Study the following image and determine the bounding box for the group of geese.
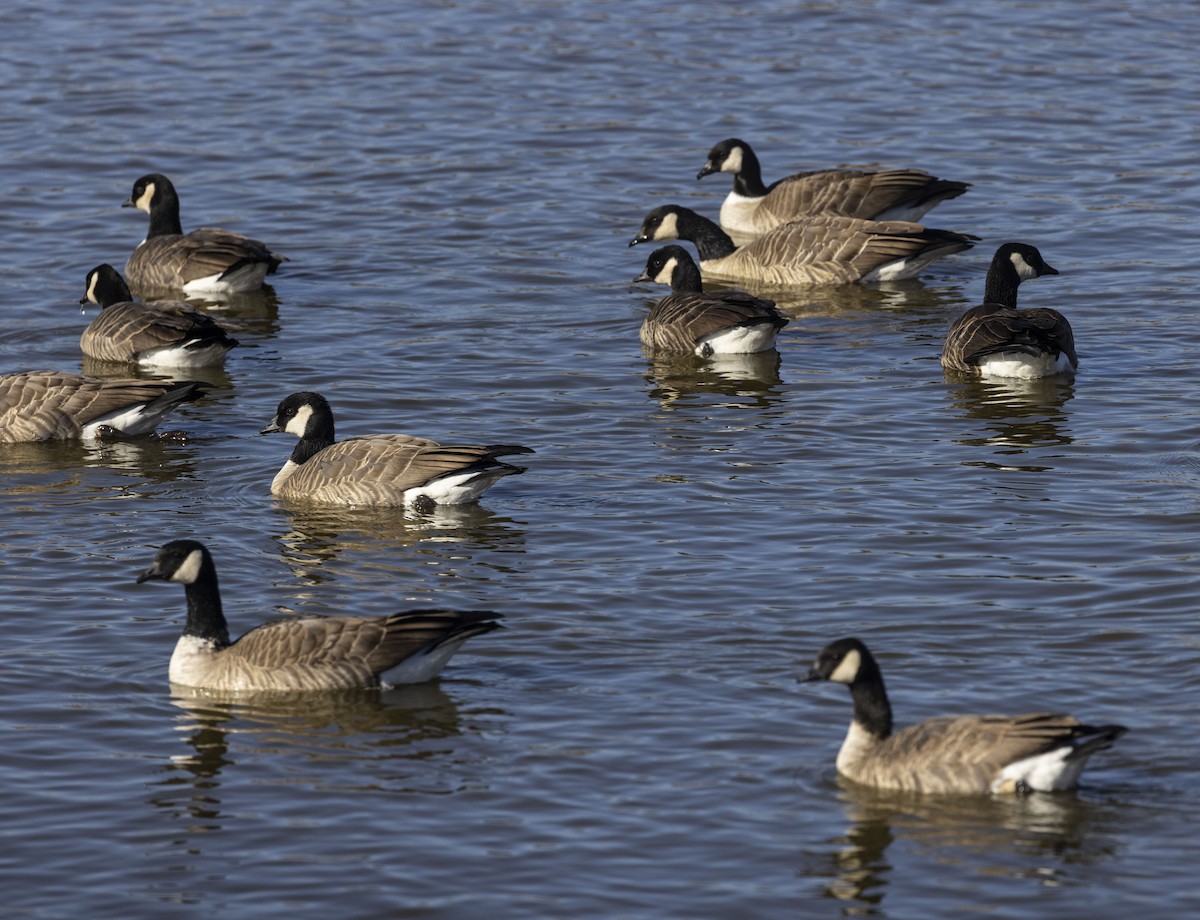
[8,144,1120,797]
[630,138,1077,380]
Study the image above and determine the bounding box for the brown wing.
[713,215,969,285]
[126,228,281,292]
[762,169,968,224]
[0,371,200,442]
[942,304,1076,371]
[863,713,1091,793]
[279,434,529,505]
[641,290,785,352]
[81,301,233,362]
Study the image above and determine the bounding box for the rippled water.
[2,0,1199,916]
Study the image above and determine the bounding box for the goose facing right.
[697,138,971,237]
[941,242,1075,379]
[630,205,973,286]
[139,539,503,691]
[0,371,206,442]
[122,172,286,295]
[801,637,1126,795]
[633,245,788,355]
[261,391,533,509]
[80,264,239,367]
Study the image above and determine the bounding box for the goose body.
[261,391,533,508]
[633,245,788,355]
[123,173,286,296]
[630,205,972,286]
[942,242,1075,379]
[80,264,239,367]
[138,540,502,691]
[802,637,1125,795]
[697,138,970,237]
[0,371,206,442]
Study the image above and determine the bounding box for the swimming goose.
[261,391,533,509]
[801,637,1126,795]
[697,138,970,237]
[138,539,503,691]
[80,264,239,367]
[122,173,286,295]
[941,242,1075,378]
[633,245,788,355]
[0,371,206,442]
[630,205,973,286]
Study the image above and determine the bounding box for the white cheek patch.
[654,255,679,285]
[656,211,680,241]
[172,548,205,584]
[285,404,314,437]
[1009,251,1038,281]
[828,648,862,684]
[135,182,156,213]
[723,147,744,174]
[85,272,99,305]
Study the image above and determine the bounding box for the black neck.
[95,271,133,308]
[849,653,894,739]
[675,208,738,260]
[671,255,704,293]
[182,560,231,647]
[146,183,184,238]
[982,262,1021,308]
[291,414,335,466]
[731,146,768,197]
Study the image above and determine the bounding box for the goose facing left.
[261,391,533,509]
[0,371,206,442]
[801,637,1126,795]
[631,205,973,286]
[138,539,503,691]
[80,264,239,367]
[633,245,788,355]
[122,172,286,295]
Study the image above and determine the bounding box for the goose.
[630,205,973,286]
[122,172,286,295]
[138,539,503,691]
[633,245,788,355]
[260,391,533,509]
[697,138,970,237]
[0,371,206,442]
[801,637,1126,795]
[941,242,1075,378]
[79,264,239,367]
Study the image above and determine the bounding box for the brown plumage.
[631,205,972,286]
[139,539,503,691]
[802,637,1126,795]
[79,264,238,366]
[697,138,969,237]
[633,245,788,355]
[261,391,533,508]
[123,173,286,296]
[0,371,206,442]
[942,242,1075,378]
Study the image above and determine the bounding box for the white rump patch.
[180,262,268,295]
[698,323,779,355]
[978,351,1074,380]
[139,341,232,368]
[404,470,503,507]
[380,637,471,686]
[993,746,1084,793]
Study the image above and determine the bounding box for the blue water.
[2,0,1199,916]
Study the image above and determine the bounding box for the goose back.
[0,371,206,442]
[123,173,286,296]
[698,138,969,236]
[80,264,239,366]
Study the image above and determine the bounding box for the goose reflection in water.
[147,682,482,827]
[644,350,784,412]
[270,501,527,588]
[815,780,1117,914]
[945,373,1075,463]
